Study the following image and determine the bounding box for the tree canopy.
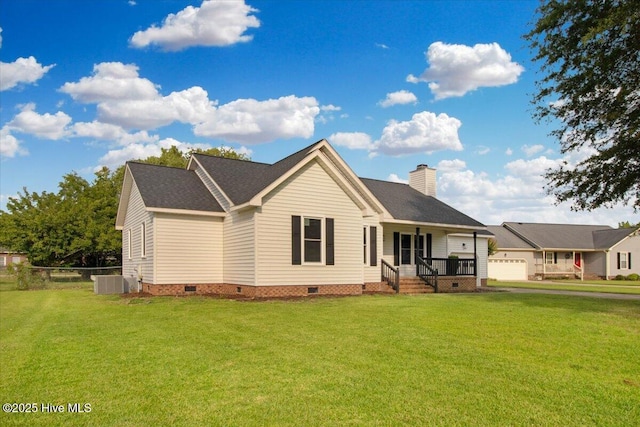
[0,146,249,267]
[525,0,640,211]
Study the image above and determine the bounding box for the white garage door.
[488,258,527,281]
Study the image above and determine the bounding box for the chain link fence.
[2,264,122,290]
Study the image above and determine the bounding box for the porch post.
[415,227,420,276]
[473,231,477,277]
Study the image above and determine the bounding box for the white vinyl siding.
[127,229,132,260]
[154,213,223,284]
[122,182,154,283]
[224,209,255,285]
[257,160,364,285]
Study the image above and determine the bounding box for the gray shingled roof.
[592,227,635,249]
[128,162,223,212]
[495,222,634,250]
[487,225,533,249]
[192,141,320,205]
[361,178,485,228]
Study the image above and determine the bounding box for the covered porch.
[535,250,584,280]
[380,224,481,293]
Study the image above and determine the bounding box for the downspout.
[605,250,610,280]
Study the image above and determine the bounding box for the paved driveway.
[492,287,640,300]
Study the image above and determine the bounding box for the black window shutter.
[554,252,557,264]
[426,233,432,258]
[393,232,400,266]
[617,252,621,269]
[370,226,377,266]
[326,218,335,265]
[292,216,301,265]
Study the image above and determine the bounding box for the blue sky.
[1,0,637,226]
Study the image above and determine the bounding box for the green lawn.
[1,287,639,426]
[488,279,640,295]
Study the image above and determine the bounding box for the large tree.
[525,0,640,210]
[0,146,249,267]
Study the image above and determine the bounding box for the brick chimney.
[409,164,437,197]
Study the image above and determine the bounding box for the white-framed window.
[127,229,132,260]
[0,256,6,267]
[140,222,146,258]
[619,252,629,270]
[303,217,323,263]
[545,252,556,264]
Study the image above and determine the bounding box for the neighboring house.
[0,248,27,269]
[488,222,639,280]
[116,139,489,297]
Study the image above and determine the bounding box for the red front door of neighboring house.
[574,253,582,267]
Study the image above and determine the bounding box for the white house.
[116,139,489,297]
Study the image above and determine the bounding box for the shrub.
[6,263,46,290]
[615,275,626,281]
[626,273,640,281]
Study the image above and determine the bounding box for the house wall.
[122,182,154,286]
[0,253,28,267]
[583,252,606,278]
[224,209,255,285]
[447,234,489,280]
[154,213,223,285]
[256,160,365,286]
[609,234,639,277]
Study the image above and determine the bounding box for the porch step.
[398,277,435,294]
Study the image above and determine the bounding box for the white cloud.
[436,159,466,172]
[375,43,389,49]
[71,121,158,146]
[373,111,463,156]
[0,27,3,48]
[60,63,316,143]
[0,56,55,91]
[6,103,71,140]
[407,42,524,100]
[387,173,408,184]
[505,148,513,156]
[378,90,418,108]
[130,0,260,51]
[433,153,636,227]
[317,104,343,124]
[475,145,490,155]
[193,95,319,144]
[97,86,215,130]
[521,144,545,157]
[329,132,374,150]
[504,156,561,178]
[0,127,28,158]
[59,62,159,103]
[98,143,163,169]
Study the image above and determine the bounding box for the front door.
[574,253,582,267]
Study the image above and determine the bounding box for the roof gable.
[191,141,319,205]
[116,162,224,229]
